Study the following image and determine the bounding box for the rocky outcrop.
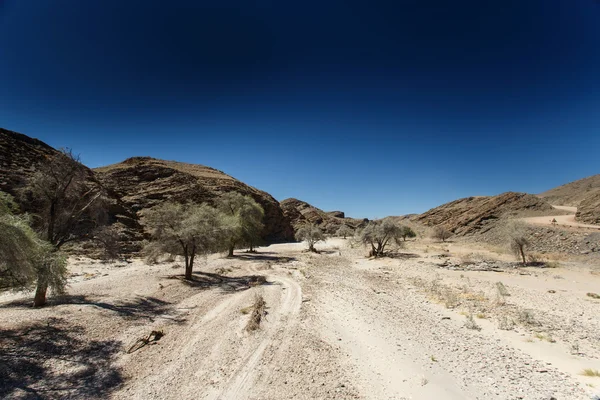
[576,191,600,225]
[94,157,294,243]
[539,174,600,207]
[280,198,367,235]
[413,192,557,236]
[1,128,294,254]
[0,128,145,253]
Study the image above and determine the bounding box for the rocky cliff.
[280,198,367,234]
[1,128,294,254]
[576,191,600,225]
[94,157,294,243]
[413,192,557,236]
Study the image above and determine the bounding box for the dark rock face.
[94,157,294,243]
[576,191,600,225]
[0,128,56,196]
[414,192,557,236]
[1,129,294,254]
[280,198,367,235]
[0,128,145,253]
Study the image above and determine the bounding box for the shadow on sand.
[0,317,123,399]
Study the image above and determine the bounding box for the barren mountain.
[94,157,294,242]
[0,129,294,254]
[576,191,600,225]
[0,128,144,252]
[539,174,600,207]
[280,198,367,234]
[413,192,558,236]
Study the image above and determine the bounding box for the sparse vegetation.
[216,192,265,256]
[19,149,107,306]
[296,222,325,252]
[587,292,600,299]
[0,191,67,305]
[432,226,452,242]
[464,314,482,331]
[400,225,416,241]
[504,220,530,266]
[581,369,600,378]
[144,202,229,280]
[335,225,354,239]
[357,219,404,257]
[245,294,267,331]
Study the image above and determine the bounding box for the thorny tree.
[21,149,106,306]
[144,202,228,280]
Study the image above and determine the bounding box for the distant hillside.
[538,175,600,207]
[95,157,294,243]
[280,198,368,235]
[413,192,558,236]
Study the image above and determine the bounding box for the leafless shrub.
[464,314,482,331]
[432,226,452,242]
[245,294,267,331]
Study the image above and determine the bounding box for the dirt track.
[523,205,600,231]
[2,240,600,399]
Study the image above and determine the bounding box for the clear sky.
[1,0,599,218]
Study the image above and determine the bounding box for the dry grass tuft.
[586,292,600,299]
[581,369,600,377]
[245,294,267,332]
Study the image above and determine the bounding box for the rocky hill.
[0,128,144,252]
[0,128,294,254]
[576,191,600,225]
[538,174,600,226]
[280,198,367,235]
[94,157,294,243]
[538,174,600,207]
[413,192,558,236]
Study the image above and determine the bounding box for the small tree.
[0,192,67,297]
[144,202,227,280]
[504,220,529,266]
[335,225,354,239]
[21,149,107,306]
[357,219,403,257]
[216,192,265,256]
[296,223,325,252]
[400,226,416,241]
[432,226,452,242]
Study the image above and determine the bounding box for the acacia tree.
[296,222,325,252]
[432,226,452,242]
[0,192,67,295]
[504,220,530,265]
[335,225,354,239]
[144,202,228,280]
[357,219,403,257]
[400,226,417,241]
[20,149,104,306]
[216,192,265,256]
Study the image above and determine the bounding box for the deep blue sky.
[1,0,599,217]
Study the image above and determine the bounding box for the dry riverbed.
[1,239,600,399]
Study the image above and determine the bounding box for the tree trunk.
[520,247,526,266]
[183,247,192,280]
[33,280,48,307]
[228,245,234,257]
[187,252,195,280]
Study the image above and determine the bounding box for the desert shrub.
[432,226,452,242]
[335,225,354,239]
[144,202,229,280]
[296,223,325,252]
[357,219,403,257]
